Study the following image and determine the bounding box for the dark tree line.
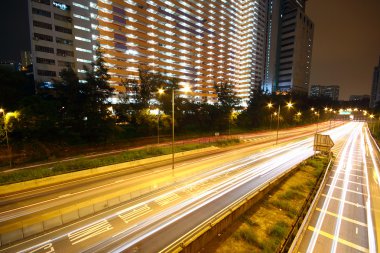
[0,49,372,150]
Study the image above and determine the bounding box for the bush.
[233,226,263,249]
[267,221,289,238]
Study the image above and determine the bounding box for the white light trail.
[307,122,359,253]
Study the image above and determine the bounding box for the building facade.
[370,57,380,108]
[310,85,339,101]
[28,0,272,105]
[262,0,313,94]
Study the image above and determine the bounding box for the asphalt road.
[0,122,355,253]
[296,122,378,253]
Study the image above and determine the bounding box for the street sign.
[314,134,334,152]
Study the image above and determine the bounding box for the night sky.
[307,0,380,100]
[0,0,379,101]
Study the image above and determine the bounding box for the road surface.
[0,123,355,252]
[296,122,379,253]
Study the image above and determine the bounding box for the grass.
[209,155,329,253]
[0,138,240,186]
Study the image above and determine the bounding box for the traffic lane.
[93,158,309,253]
[0,135,312,222]
[298,125,370,253]
[3,139,311,252]
[365,131,380,247]
[2,123,352,250]
[1,120,336,204]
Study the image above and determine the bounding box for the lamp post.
[267,102,273,130]
[270,102,293,145]
[157,88,164,144]
[0,108,11,167]
[369,114,375,133]
[169,84,190,176]
[311,107,320,133]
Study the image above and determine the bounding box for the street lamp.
[157,88,164,144]
[168,84,191,176]
[272,102,293,145]
[267,102,273,130]
[369,114,375,132]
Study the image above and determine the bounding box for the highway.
[0,122,356,252]
[296,122,379,253]
[0,122,336,223]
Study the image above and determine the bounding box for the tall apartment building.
[28,0,96,87]
[262,0,313,94]
[310,85,340,101]
[28,0,270,105]
[370,57,380,108]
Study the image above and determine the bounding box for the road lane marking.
[155,193,180,206]
[308,226,369,253]
[322,194,365,208]
[68,219,112,245]
[315,208,367,227]
[27,242,55,253]
[356,227,358,234]
[58,193,72,198]
[118,205,151,224]
[329,177,366,186]
[326,184,366,196]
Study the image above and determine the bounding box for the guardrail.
[160,158,308,253]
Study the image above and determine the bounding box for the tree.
[214,82,240,111]
[81,48,115,141]
[213,82,241,131]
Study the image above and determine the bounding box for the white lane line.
[155,193,180,206]
[356,227,358,235]
[25,242,55,253]
[331,127,358,253]
[68,219,112,245]
[326,184,367,196]
[321,194,365,208]
[315,208,367,227]
[329,177,366,186]
[118,205,151,224]
[363,128,377,252]
[307,123,360,253]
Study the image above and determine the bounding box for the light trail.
[363,128,377,253]
[307,123,360,253]
[2,122,355,253]
[330,125,360,253]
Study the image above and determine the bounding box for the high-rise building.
[262,0,313,94]
[28,0,95,87]
[28,0,271,105]
[310,85,340,101]
[370,57,380,108]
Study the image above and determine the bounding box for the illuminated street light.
[267,102,273,129]
[275,102,293,145]
[160,84,191,176]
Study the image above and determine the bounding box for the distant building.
[310,85,340,101]
[350,95,370,101]
[0,60,19,71]
[370,57,380,108]
[262,0,314,95]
